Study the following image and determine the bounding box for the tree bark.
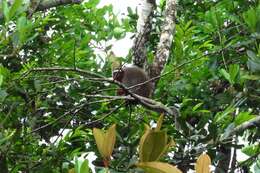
[132,0,156,68]
[149,0,177,90]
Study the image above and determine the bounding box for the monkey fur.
[113,65,152,98]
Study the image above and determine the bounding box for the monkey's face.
[113,69,124,82]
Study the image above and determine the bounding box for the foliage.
[91,117,209,173]
[0,0,259,172]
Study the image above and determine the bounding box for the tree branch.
[37,0,82,11]
[227,116,260,137]
[28,67,106,78]
[27,67,178,117]
[0,0,82,20]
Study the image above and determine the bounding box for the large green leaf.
[9,0,23,19]
[136,162,182,173]
[139,129,168,162]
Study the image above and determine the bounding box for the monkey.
[113,65,152,132]
[112,65,152,98]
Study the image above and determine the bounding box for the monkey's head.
[112,69,124,82]
[113,68,125,95]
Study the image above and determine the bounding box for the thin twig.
[31,102,88,133]
[85,102,124,125]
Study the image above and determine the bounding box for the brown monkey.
[113,65,152,98]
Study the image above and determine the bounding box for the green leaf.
[219,69,232,84]
[84,0,100,8]
[0,130,16,145]
[139,130,168,162]
[234,112,255,126]
[80,160,90,173]
[242,144,260,157]
[253,160,260,173]
[0,75,3,87]
[9,0,23,19]
[247,50,260,72]
[0,89,8,102]
[192,103,203,111]
[243,7,258,32]
[75,158,81,173]
[221,123,235,140]
[12,15,33,47]
[229,64,240,84]
[113,27,125,39]
[2,0,10,23]
[214,106,234,123]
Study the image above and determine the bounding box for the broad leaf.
[136,162,182,173]
[93,128,107,158]
[155,114,164,131]
[93,124,116,160]
[195,153,211,173]
[139,129,168,162]
[9,0,22,19]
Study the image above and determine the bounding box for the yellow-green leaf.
[68,168,76,173]
[105,124,116,158]
[195,153,211,173]
[93,128,107,158]
[155,114,164,131]
[136,162,182,173]
[93,124,116,160]
[144,124,151,131]
[160,138,175,157]
[139,130,168,162]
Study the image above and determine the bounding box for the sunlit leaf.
[136,162,182,173]
[195,153,211,173]
[93,128,107,158]
[2,0,10,22]
[80,160,90,173]
[9,0,22,19]
[235,112,255,126]
[106,124,116,158]
[242,144,260,157]
[220,69,232,84]
[0,75,3,87]
[93,124,116,160]
[155,114,164,131]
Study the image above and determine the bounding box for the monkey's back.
[121,66,152,98]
